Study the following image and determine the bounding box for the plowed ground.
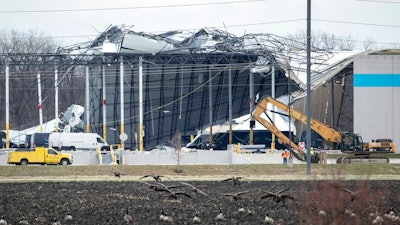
[1,180,400,224]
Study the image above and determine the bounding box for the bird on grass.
[341,188,365,202]
[64,213,73,222]
[159,210,173,223]
[51,218,61,225]
[140,173,169,182]
[123,208,134,222]
[263,212,274,224]
[179,182,208,196]
[246,206,256,216]
[319,210,327,217]
[192,212,201,224]
[215,207,225,221]
[238,205,246,214]
[221,176,246,186]
[35,215,46,223]
[114,172,125,178]
[222,190,249,201]
[19,217,29,225]
[261,188,294,203]
[0,216,7,225]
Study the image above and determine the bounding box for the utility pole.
[54,66,59,132]
[249,67,255,145]
[5,61,10,149]
[120,56,125,149]
[85,66,90,133]
[37,72,43,133]
[102,63,107,142]
[139,56,143,152]
[306,0,312,175]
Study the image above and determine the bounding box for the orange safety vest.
[282,151,289,158]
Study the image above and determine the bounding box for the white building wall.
[354,55,400,147]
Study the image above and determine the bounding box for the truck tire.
[60,159,69,166]
[19,159,28,165]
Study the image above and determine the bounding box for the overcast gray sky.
[1,0,399,48]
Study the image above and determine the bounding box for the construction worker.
[282,150,289,164]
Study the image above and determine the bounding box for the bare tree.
[0,29,84,130]
[285,30,360,51]
[170,131,184,173]
[362,37,376,50]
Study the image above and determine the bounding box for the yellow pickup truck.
[8,147,73,165]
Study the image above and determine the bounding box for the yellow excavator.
[253,96,396,163]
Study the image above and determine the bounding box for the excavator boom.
[253,102,306,161]
[260,97,343,144]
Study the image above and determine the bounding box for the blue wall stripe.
[354,74,400,87]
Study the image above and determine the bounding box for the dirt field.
[1,178,400,225]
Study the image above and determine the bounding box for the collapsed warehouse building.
[55,25,344,150]
[5,25,396,151]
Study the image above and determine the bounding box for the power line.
[357,0,400,4]
[313,18,400,28]
[0,0,270,13]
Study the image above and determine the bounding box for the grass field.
[1,163,400,181]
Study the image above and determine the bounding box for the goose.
[372,215,383,224]
[64,213,73,222]
[384,207,396,220]
[114,171,126,178]
[160,210,173,223]
[140,173,169,182]
[179,182,208,196]
[51,218,61,225]
[238,205,246,214]
[341,188,364,201]
[318,210,327,217]
[221,190,249,201]
[261,188,294,203]
[221,176,246,186]
[263,212,274,224]
[140,181,182,193]
[215,207,225,221]
[0,216,7,225]
[123,208,133,222]
[155,187,192,199]
[192,212,201,224]
[159,210,166,222]
[35,215,46,223]
[345,208,356,217]
[19,217,29,225]
[157,182,184,190]
[246,206,256,216]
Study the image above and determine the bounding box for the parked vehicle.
[30,133,50,148]
[7,147,72,165]
[186,130,292,150]
[49,132,110,151]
